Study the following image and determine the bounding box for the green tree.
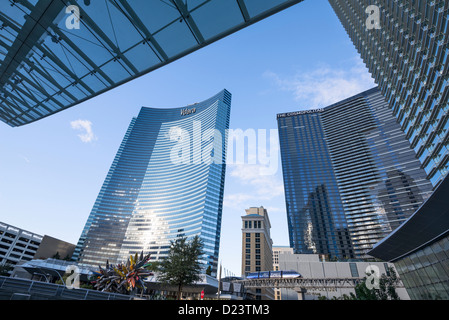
[318,266,401,300]
[354,266,400,300]
[205,265,212,276]
[157,236,204,300]
[144,260,161,272]
[318,293,357,300]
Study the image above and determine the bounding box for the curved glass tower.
[72,90,231,275]
[329,0,449,188]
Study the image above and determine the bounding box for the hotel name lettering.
[277,108,324,119]
[181,108,196,116]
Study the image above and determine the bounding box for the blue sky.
[0,0,375,276]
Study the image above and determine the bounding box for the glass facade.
[329,0,449,188]
[321,88,433,257]
[72,90,231,275]
[278,87,433,259]
[368,164,449,299]
[0,0,301,127]
[278,108,353,259]
[394,234,449,300]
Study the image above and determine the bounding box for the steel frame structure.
[0,0,302,126]
[236,277,404,291]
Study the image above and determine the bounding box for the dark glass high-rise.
[278,87,433,258]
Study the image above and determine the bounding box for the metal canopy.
[0,0,302,127]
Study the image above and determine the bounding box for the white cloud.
[224,163,284,210]
[264,56,376,108]
[230,164,284,197]
[70,119,97,143]
[19,155,30,163]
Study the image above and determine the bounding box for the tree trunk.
[178,283,183,300]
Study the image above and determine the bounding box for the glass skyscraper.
[72,90,231,275]
[278,87,433,259]
[278,107,352,259]
[329,0,449,188]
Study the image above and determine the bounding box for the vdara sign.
[277,108,323,119]
[181,108,196,116]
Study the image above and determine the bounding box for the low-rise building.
[272,246,293,300]
[0,222,43,271]
[0,221,75,278]
[277,252,410,300]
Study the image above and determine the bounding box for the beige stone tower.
[241,206,274,300]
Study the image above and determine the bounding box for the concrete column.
[294,288,306,300]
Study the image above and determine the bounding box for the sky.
[0,0,376,276]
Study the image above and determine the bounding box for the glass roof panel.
[185,0,210,10]
[0,2,29,28]
[76,0,144,53]
[40,36,90,80]
[191,0,245,41]
[153,19,198,58]
[0,0,302,126]
[79,72,108,93]
[0,23,18,45]
[99,58,133,83]
[127,0,181,34]
[64,83,88,100]
[244,0,290,18]
[124,43,162,72]
[54,18,113,68]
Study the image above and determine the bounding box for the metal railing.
[0,276,133,300]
